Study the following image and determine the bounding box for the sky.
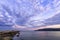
[0,0,60,30]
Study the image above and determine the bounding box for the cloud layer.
[0,0,60,29]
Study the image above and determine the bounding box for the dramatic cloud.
[0,0,60,30]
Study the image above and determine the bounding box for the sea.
[13,31,60,40]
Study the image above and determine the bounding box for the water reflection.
[1,31,60,40]
[14,31,60,40]
[2,31,60,40]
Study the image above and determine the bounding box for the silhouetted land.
[35,28,60,31]
[0,30,20,40]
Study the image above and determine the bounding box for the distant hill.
[35,28,60,31]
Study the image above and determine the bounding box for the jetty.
[0,30,20,40]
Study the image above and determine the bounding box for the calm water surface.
[13,31,60,40]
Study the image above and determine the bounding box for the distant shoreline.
[35,28,60,31]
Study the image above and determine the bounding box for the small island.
[35,28,60,31]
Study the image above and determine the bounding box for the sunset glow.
[0,0,60,30]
